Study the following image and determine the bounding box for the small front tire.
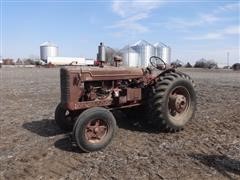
[73,107,117,152]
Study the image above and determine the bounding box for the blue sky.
[1,0,239,65]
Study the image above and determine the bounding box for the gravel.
[0,67,239,180]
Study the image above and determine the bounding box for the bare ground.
[0,67,239,180]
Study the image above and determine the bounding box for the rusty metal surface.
[85,119,108,144]
[60,68,84,104]
[108,103,142,110]
[168,86,190,119]
[66,99,113,111]
[126,88,141,102]
[62,66,144,81]
[60,66,172,112]
[119,96,127,104]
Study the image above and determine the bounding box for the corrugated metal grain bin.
[40,41,59,61]
[120,46,140,67]
[131,40,155,67]
[154,42,171,64]
[161,46,171,64]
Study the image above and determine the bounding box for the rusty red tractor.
[55,43,196,152]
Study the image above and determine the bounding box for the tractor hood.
[62,66,145,81]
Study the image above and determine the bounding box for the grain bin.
[154,42,164,59]
[131,40,155,67]
[120,46,140,67]
[161,46,171,64]
[40,41,59,62]
[154,42,171,64]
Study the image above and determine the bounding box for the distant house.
[3,59,14,65]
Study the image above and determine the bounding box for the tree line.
[171,58,240,70]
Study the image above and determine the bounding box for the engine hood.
[62,66,145,81]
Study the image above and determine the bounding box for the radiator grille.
[60,68,70,103]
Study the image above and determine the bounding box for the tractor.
[55,43,196,152]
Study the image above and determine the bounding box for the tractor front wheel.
[73,107,117,152]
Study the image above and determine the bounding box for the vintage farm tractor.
[55,43,196,152]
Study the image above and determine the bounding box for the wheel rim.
[168,86,190,121]
[85,119,108,144]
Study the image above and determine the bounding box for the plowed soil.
[0,67,239,180]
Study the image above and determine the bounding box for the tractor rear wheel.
[73,107,117,152]
[149,71,196,131]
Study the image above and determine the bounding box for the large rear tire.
[73,107,117,152]
[149,71,196,131]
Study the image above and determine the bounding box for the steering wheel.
[150,56,167,70]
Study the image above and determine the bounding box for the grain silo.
[120,46,140,67]
[154,42,163,59]
[161,46,171,64]
[154,42,171,64]
[131,40,155,67]
[40,41,59,62]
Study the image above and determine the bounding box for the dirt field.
[0,67,239,180]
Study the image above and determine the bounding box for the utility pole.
[227,52,230,67]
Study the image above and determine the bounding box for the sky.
[0,0,239,65]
